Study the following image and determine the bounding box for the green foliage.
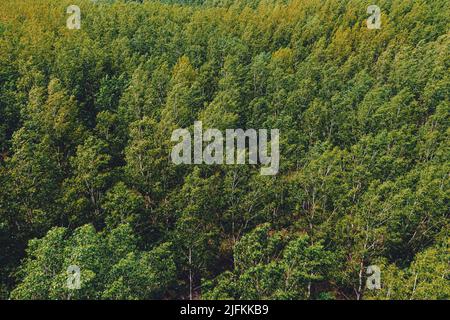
[0,0,448,299]
[365,236,450,300]
[203,224,335,299]
[10,224,176,299]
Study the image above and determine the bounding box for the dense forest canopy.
[0,0,449,299]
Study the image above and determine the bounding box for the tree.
[204,224,335,299]
[62,136,112,227]
[10,224,176,300]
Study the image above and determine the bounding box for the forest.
[0,0,448,300]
